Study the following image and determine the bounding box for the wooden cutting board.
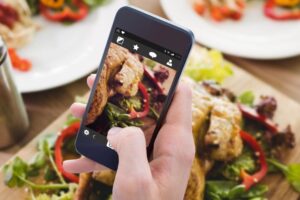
[0,64,299,200]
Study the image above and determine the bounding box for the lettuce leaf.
[184,47,233,83]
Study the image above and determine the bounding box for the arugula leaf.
[44,166,58,182]
[34,183,77,200]
[106,103,143,127]
[239,91,255,106]
[29,152,46,169]
[205,181,268,200]
[3,157,28,187]
[38,134,57,152]
[267,158,300,193]
[3,156,69,191]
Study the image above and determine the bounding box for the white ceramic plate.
[14,0,127,93]
[160,0,300,60]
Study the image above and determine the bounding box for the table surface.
[0,0,300,165]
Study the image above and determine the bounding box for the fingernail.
[107,127,122,138]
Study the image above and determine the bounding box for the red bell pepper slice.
[238,104,278,133]
[129,82,150,119]
[8,48,32,72]
[54,121,80,183]
[240,130,268,190]
[264,0,300,20]
[40,0,89,22]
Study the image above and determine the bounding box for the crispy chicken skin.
[85,44,144,125]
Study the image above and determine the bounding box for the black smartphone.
[75,6,194,170]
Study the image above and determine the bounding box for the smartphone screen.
[80,28,182,150]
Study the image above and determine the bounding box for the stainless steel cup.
[0,37,29,149]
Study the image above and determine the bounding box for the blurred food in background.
[192,0,300,21]
[0,0,108,72]
[2,46,299,200]
[26,0,108,23]
[0,0,38,48]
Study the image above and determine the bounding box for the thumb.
[107,127,152,177]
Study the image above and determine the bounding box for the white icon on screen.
[149,52,157,58]
[166,59,173,67]
[84,129,89,136]
[133,44,139,51]
[116,36,124,45]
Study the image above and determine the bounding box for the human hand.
[64,74,194,200]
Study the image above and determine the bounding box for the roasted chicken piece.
[86,44,144,125]
[114,56,144,97]
[185,77,243,162]
[74,173,92,200]
[92,170,116,186]
[181,77,213,143]
[184,157,205,200]
[205,99,243,161]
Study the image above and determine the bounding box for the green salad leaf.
[2,134,70,191]
[184,47,233,83]
[205,181,268,200]
[105,103,143,127]
[65,115,80,126]
[239,91,255,106]
[222,152,256,181]
[34,183,78,200]
[268,158,300,193]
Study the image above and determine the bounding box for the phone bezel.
[75,6,194,170]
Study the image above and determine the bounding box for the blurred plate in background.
[161,0,300,60]
[14,0,127,93]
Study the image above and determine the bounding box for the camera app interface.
[82,28,182,147]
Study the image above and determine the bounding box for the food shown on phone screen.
[84,43,176,146]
